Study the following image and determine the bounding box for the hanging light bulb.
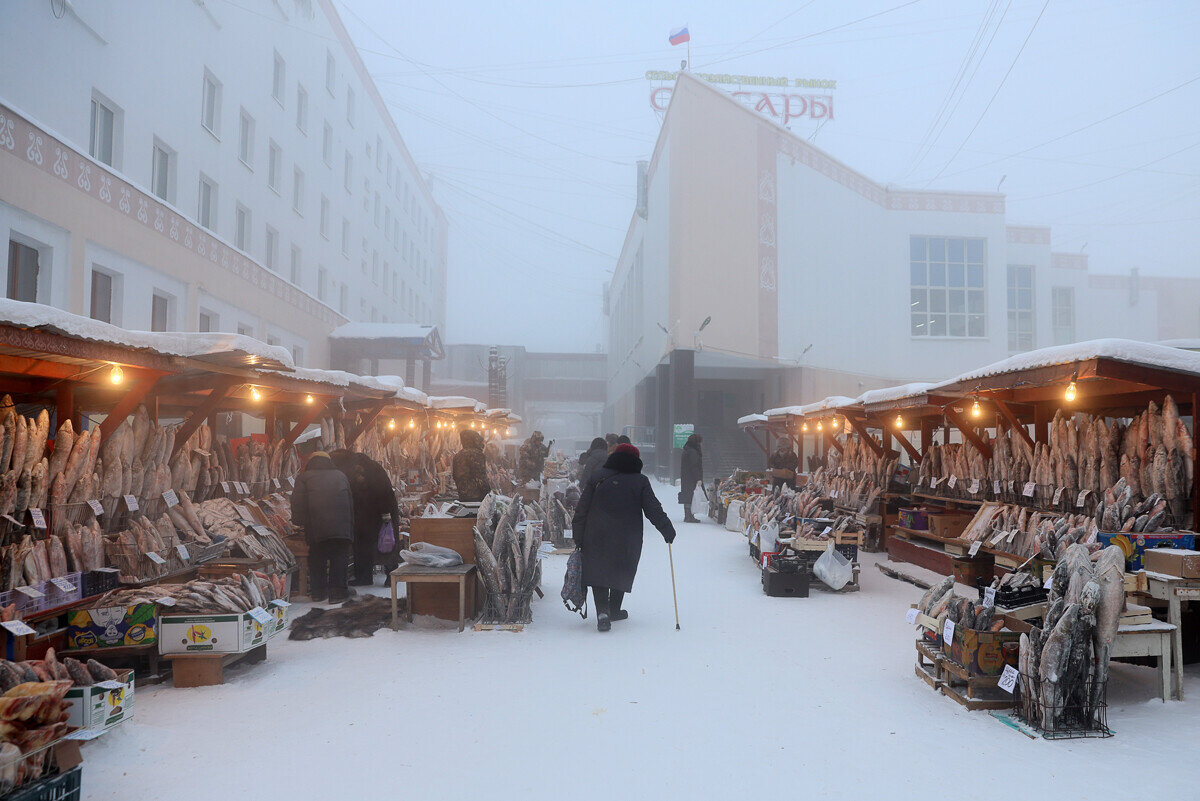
[408,418,416,429]
[387,418,396,430]
[832,417,840,429]
[505,427,512,436]
[971,398,981,418]
[801,422,808,432]
[492,428,498,435]
[305,394,314,404]
[250,386,261,401]
[817,421,823,431]
[895,414,903,428]
[451,421,457,429]
[1065,380,1077,402]
[108,364,124,385]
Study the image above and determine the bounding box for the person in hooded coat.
[572,443,676,632]
[517,431,551,484]
[680,433,704,523]
[578,437,608,485]
[768,438,799,489]
[291,451,354,602]
[452,429,491,502]
[330,450,402,586]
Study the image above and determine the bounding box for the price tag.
[983,587,997,608]
[234,504,253,520]
[95,679,125,691]
[993,480,1001,495]
[1076,489,1089,508]
[123,494,139,512]
[821,525,832,535]
[270,599,292,609]
[943,619,956,645]
[155,596,177,607]
[272,478,282,489]
[248,606,273,626]
[905,607,919,624]
[88,499,105,516]
[15,585,44,599]
[163,490,179,508]
[1053,487,1064,504]
[288,477,295,488]
[950,475,959,489]
[176,544,190,561]
[239,482,250,495]
[65,727,107,741]
[0,620,36,637]
[968,540,982,557]
[50,577,76,593]
[1022,482,1036,498]
[221,482,231,493]
[145,551,167,565]
[1,514,21,527]
[252,525,272,538]
[27,509,46,529]
[998,664,1019,693]
[969,479,980,494]
[930,477,940,489]
[1043,575,1054,590]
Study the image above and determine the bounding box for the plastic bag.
[758,521,779,553]
[814,545,853,590]
[377,521,396,554]
[692,485,708,517]
[725,500,743,532]
[399,541,463,568]
[561,549,587,618]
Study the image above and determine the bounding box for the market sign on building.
[672,423,695,449]
[647,70,836,124]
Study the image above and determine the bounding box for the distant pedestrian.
[291,451,354,603]
[680,433,703,523]
[768,438,799,490]
[517,431,551,484]
[330,450,402,586]
[578,437,608,485]
[451,429,491,502]
[605,433,619,453]
[573,443,676,632]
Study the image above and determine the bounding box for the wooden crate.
[914,640,1015,711]
[408,517,482,621]
[169,644,266,688]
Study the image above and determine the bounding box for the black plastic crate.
[81,569,119,598]
[7,765,82,801]
[762,565,809,597]
[835,543,859,563]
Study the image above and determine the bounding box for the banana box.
[66,604,158,650]
[65,669,134,732]
[158,609,273,655]
[268,600,291,638]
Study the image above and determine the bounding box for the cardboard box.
[65,668,134,731]
[1098,531,1196,571]
[943,614,1030,676]
[1142,548,1200,579]
[66,603,158,650]
[929,512,973,540]
[268,601,291,637]
[158,611,272,655]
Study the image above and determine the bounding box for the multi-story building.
[608,72,1200,478]
[0,0,446,367]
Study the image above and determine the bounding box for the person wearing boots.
[680,433,703,523]
[291,451,355,603]
[330,450,402,586]
[768,438,799,490]
[572,443,676,632]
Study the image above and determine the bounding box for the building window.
[237,323,254,337]
[89,269,114,323]
[346,87,355,126]
[374,192,381,227]
[198,309,217,332]
[1052,286,1075,346]
[376,136,382,172]
[341,219,350,256]
[201,70,221,136]
[292,166,305,214]
[235,204,251,251]
[325,50,336,95]
[266,334,280,346]
[372,251,379,283]
[272,51,285,105]
[1007,264,1035,351]
[344,151,352,192]
[268,141,281,193]
[322,121,332,166]
[151,292,172,332]
[296,85,308,133]
[89,93,119,167]
[387,154,393,186]
[151,139,174,202]
[7,240,41,304]
[317,266,327,301]
[290,245,301,284]
[264,226,278,271]
[384,207,391,240]
[339,284,348,315]
[910,236,985,338]
[320,196,330,239]
[238,110,254,167]
[292,345,305,367]
[197,175,217,230]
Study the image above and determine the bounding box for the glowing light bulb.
[832,417,840,428]
[971,398,981,418]
[505,428,512,436]
[817,421,823,431]
[451,422,457,429]
[1065,381,1077,402]
[408,419,416,429]
[895,414,903,428]
[250,387,261,401]
[109,365,124,385]
[801,422,808,432]
[388,418,396,430]
[305,394,314,404]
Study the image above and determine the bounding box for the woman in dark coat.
[291,451,355,602]
[578,437,608,485]
[330,450,402,586]
[572,443,676,632]
[680,433,703,523]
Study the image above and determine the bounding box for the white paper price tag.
[1022,482,1036,498]
[269,599,292,609]
[123,494,139,511]
[248,607,273,626]
[905,607,919,624]
[145,551,167,565]
[272,478,282,489]
[15,585,43,599]
[983,587,997,608]
[948,475,957,489]
[221,481,231,493]
[238,482,250,495]
[1076,489,1089,508]
[95,679,125,691]
[163,490,179,508]
[88,499,105,516]
[970,479,980,494]
[252,525,272,538]
[50,577,76,593]
[28,509,46,529]
[930,477,940,489]
[993,480,1001,495]
[943,619,956,645]
[1053,487,1064,504]
[155,596,177,607]
[1044,575,1054,590]
[287,476,295,488]
[998,664,1019,693]
[234,505,253,520]
[176,544,190,561]
[821,525,832,535]
[0,620,36,637]
[968,540,983,557]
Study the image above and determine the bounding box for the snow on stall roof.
[930,338,1200,389]
[0,298,294,368]
[763,405,804,418]
[1159,338,1200,351]
[856,382,937,406]
[737,413,767,426]
[428,395,481,410]
[799,395,858,416]
[329,322,434,340]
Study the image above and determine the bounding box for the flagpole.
[687,25,691,70]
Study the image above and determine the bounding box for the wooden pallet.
[167,644,267,688]
[472,623,524,632]
[914,640,1015,711]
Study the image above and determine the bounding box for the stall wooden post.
[993,398,1034,450]
[55,384,73,431]
[921,419,934,453]
[170,377,239,458]
[1034,404,1049,445]
[98,372,163,440]
[282,398,332,448]
[943,406,993,459]
[845,416,883,457]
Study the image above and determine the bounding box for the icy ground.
[84,480,1200,799]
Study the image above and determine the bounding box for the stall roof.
[799,395,858,416]
[763,405,803,418]
[427,395,486,413]
[738,413,767,427]
[1158,339,1200,351]
[855,382,936,407]
[328,322,444,360]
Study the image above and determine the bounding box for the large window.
[290,245,301,284]
[198,309,217,332]
[272,52,286,105]
[322,122,333,166]
[1007,265,1035,351]
[320,195,330,239]
[197,175,216,230]
[151,292,171,332]
[325,51,336,95]
[90,269,114,323]
[264,226,278,271]
[910,236,985,338]
[238,110,254,167]
[1052,286,1075,345]
[292,167,305,214]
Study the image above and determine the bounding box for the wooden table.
[390,563,477,632]
[1142,570,1196,700]
[1113,620,1177,702]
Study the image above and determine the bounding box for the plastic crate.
[46,572,83,608]
[81,569,120,599]
[6,765,82,801]
[835,543,859,563]
[11,581,52,615]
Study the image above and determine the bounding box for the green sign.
[672,423,694,449]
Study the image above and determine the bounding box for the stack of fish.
[1094,477,1169,533]
[830,434,901,490]
[808,467,883,513]
[915,575,1006,633]
[0,678,73,793]
[0,648,117,691]
[0,402,53,519]
[103,513,191,582]
[987,569,1043,594]
[473,492,542,622]
[959,504,1099,560]
[779,513,861,546]
[97,573,278,613]
[740,484,826,535]
[1017,543,1124,733]
[192,497,295,572]
[0,522,105,591]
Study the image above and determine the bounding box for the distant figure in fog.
[451,429,491,502]
[605,433,619,453]
[517,431,550,484]
[680,433,703,523]
[768,438,799,490]
[579,437,608,485]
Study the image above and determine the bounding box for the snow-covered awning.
[737,413,767,427]
[328,322,444,360]
[854,382,936,407]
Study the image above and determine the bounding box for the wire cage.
[479,589,534,625]
[1015,670,1113,739]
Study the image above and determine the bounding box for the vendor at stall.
[291,451,355,603]
[452,429,491,502]
[331,450,402,586]
[768,439,799,489]
[518,431,551,484]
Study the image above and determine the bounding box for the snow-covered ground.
[83,480,1199,799]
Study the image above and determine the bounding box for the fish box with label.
[943,614,1029,676]
[268,601,291,637]
[158,610,272,655]
[1097,531,1196,571]
[66,603,158,650]
[65,668,135,732]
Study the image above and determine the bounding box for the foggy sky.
[336,0,1200,352]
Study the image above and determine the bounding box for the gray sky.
[339,0,1200,352]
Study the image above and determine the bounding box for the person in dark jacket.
[680,433,703,523]
[768,439,799,489]
[605,433,619,453]
[517,431,551,484]
[330,450,402,586]
[578,437,608,485]
[451,429,491,502]
[572,443,676,632]
[291,451,355,602]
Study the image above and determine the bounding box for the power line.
[1010,138,1200,202]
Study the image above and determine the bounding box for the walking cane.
[668,543,680,630]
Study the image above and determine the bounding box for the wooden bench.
[167,644,267,688]
[390,564,477,632]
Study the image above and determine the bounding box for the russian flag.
[669,25,690,46]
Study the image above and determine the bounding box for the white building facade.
[0,0,447,366]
